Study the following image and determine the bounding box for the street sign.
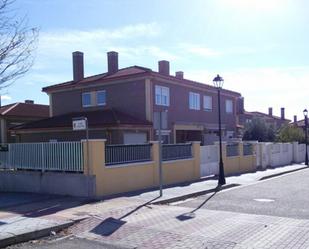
[72,117,87,131]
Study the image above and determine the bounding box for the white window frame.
[82,92,92,107]
[226,99,233,114]
[155,85,170,106]
[96,90,106,106]
[189,92,200,110]
[203,95,212,112]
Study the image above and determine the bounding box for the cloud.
[178,43,257,58]
[31,22,165,74]
[109,45,179,61]
[178,43,222,58]
[39,22,161,57]
[1,95,12,102]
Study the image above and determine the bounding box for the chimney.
[294,115,297,123]
[107,51,119,74]
[175,71,184,79]
[281,107,285,120]
[25,100,34,104]
[72,51,84,82]
[268,107,273,116]
[158,60,170,75]
[237,97,244,114]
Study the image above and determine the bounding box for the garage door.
[123,132,147,144]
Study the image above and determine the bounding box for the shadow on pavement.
[91,196,160,236]
[176,185,221,221]
[0,192,93,219]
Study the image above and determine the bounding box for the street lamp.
[213,74,226,185]
[304,109,308,166]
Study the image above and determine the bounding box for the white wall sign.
[72,119,87,131]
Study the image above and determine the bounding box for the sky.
[2,0,309,120]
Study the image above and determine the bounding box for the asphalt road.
[175,168,309,219]
[6,236,126,249]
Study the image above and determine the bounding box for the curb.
[0,218,85,248]
[152,183,240,205]
[259,166,308,181]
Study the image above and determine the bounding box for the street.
[7,168,309,249]
[175,168,309,219]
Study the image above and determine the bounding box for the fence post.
[8,144,12,169]
[41,143,45,173]
[149,141,159,186]
[191,141,201,179]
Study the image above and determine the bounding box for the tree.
[276,125,305,143]
[0,0,38,89]
[243,118,276,142]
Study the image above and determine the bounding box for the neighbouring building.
[293,116,305,130]
[238,106,291,133]
[0,100,49,143]
[11,51,244,144]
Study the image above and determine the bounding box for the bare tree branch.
[0,0,38,89]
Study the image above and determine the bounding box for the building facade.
[12,51,243,144]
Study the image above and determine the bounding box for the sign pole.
[85,118,90,197]
[72,117,91,197]
[158,111,163,197]
[85,118,90,169]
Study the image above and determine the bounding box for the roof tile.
[11,109,152,131]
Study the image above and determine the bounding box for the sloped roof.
[42,66,151,92]
[294,119,305,127]
[11,109,152,131]
[245,111,291,122]
[0,103,49,118]
[42,65,241,97]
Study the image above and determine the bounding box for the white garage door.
[123,132,147,144]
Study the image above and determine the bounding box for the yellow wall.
[222,142,257,175]
[85,140,200,197]
[84,140,257,196]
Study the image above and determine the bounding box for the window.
[97,90,106,106]
[203,95,212,111]
[155,85,169,106]
[82,92,92,107]
[226,99,233,113]
[189,92,200,110]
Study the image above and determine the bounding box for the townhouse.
[11,51,243,144]
[0,100,49,143]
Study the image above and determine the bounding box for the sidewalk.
[0,194,90,248]
[132,163,307,204]
[0,163,307,248]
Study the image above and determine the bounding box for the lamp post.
[213,74,226,185]
[304,109,308,166]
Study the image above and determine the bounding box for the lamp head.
[213,74,224,89]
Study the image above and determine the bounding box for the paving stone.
[69,204,309,249]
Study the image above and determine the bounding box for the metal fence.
[226,143,239,157]
[105,144,152,166]
[162,143,192,161]
[243,143,253,156]
[0,142,84,172]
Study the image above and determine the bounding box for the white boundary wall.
[200,145,219,177]
[255,142,307,169]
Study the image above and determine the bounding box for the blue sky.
[2,0,309,120]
